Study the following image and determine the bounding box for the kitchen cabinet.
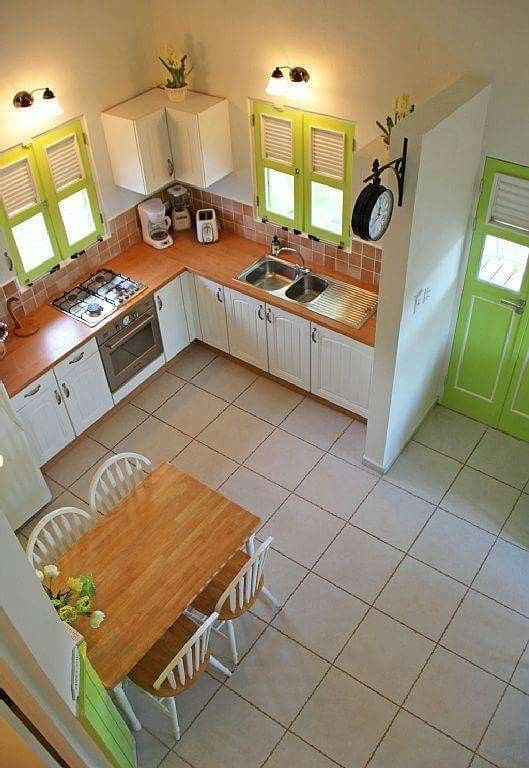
[180,271,200,341]
[310,323,373,416]
[194,275,230,352]
[225,288,268,370]
[266,306,311,390]
[155,275,190,361]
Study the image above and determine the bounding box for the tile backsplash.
[0,189,381,329]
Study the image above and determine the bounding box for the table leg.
[112,682,142,731]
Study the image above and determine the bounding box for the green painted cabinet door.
[443,157,529,430]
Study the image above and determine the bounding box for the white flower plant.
[36,565,106,629]
[377,93,415,147]
[159,45,193,90]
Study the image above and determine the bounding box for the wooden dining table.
[57,462,260,694]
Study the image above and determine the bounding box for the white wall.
[365,79,490,470]
[482,81,529,168]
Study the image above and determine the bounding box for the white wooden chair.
[89,452,151,515]
[191,537,274,665]
[26,506,94,568]
[128,612,220,740]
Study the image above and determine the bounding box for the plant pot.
[163,85,188,102]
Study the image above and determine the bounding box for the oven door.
[100,309,163,392]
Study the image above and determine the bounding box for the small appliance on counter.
[168,184,192,231]
[196,208,219,243]
[138,198,173,249]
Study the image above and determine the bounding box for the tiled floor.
[18,346,529,768]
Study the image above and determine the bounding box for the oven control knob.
[122,315,131,326]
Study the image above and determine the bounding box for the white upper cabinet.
[266,306,311,390]
[225,288,268,370]
[194,275,229,352]
[102,89,232,194]
[155,275,190,362]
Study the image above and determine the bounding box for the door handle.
[61,383,70,399]
[24,384,41,398]
[216,287,223,303]
[500,298,526,315]
[157,295,163,311]
[311,327,319,343]
[54,389,62,405]
[257,304,264,320]
[167,158,174,176]
[266,308,273,323]
[68,351,84,365]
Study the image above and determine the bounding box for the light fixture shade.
[39,94,63,117]
[265,67,287,96]
[287,79,309,99]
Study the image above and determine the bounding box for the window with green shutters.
[252,101,354,248]
[0,118,104,284]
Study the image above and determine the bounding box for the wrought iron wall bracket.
[363,137,408,207]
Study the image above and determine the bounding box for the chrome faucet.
[277,246,311,276]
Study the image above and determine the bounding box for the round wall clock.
[351,182,394,242]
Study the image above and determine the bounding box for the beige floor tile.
[292,667,397,768]
[414,405,486,462]
[88,403,147,448]
[442,591,529,681]
[297,454,378,519]
[251,547,308,623]
[175,687,283,768]
[440,466,519,534]
[114,416,190,468]
[471,758,497,768]
[329,419,369,468]
[315,526,403,602]
[155,384,226,437]
[473,539,529,616]
[336,609,434,703]
[261,495,343,568]
[44,477,64,500]
[369,710,472,768]
[167,343,216,380]
[245,430,323,491]
[134,729,169,768]
[406,647,504,749]
[352,480,434,550]
[280,398,352,450]
[192,356,258,401]
[159,753,189,768]
[218,466,289,525]
[131,372,186,413]
[512,645,529,694]
[385,441,461,504]
[375,557,466,640]
[234,377,303,425]
[468,428,529,489]
[227,626,329,726]
[171,441,237,489]
[273,573,367,661]
[501,493,529,550]
[209,612,267,674]
[480,687,529,768]
[199,406,273,462]
[45,437,108,486]
[69,451,112,503]
[410,509,494,585]
[264,733,336,768]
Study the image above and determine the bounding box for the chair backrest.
[26,506,94,567]
[153,612,218,691]
[216,537,273,616]
[89,452,151,515]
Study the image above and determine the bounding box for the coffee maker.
[137,198,173,249]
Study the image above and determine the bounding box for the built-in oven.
[96,296,163,393]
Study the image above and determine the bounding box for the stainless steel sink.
[242,258,298,292]
[285,274,329,303]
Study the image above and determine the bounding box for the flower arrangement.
[377,93,415,147]
[0,321,7,360]
[159,46,193,101]
[36,564,105,629]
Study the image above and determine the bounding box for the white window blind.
[311,126,344,179]
[488,173,529,234]
[46,134,83,191]
[261,114,293,165]
[0,159,38,217]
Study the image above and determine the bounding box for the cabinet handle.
[257,304,264,320]
[68,351,84,365]
[61,383,70,399]
[311,327,318,343]
[24,384,41,398]
[54,389,62,405]
[266,307,272,323]
[157,295,163,311]
[216,287,223,303]
[167,158,174,176]
[500,298,526,315]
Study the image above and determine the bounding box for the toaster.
[196,208,219,243]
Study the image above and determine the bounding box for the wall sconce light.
[13,86,63,117]
[265,66,310,99]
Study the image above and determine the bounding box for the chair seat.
[128,614,209,698]
[191,549,263,621]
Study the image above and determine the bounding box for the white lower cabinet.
[310,323,373,416]
[266,305,311,390]
[225,288,268,370]
[194,275,229,352]
[155,276,190,361]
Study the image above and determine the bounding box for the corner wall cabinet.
[155,275,190,361]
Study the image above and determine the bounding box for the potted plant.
[37,564,105,629]
[160,46,193,102]
[377,92,415,147]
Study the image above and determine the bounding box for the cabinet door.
[57,351,113,435]
[136,108,174,193]
[166,108,204,187]
[310,323,373,416]
[155,276,190,362]
[15,382,74,465]
[194,276,229,352]
[266,305,310,389]
[225,288,268,370]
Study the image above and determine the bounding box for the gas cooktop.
[52,269,144,326]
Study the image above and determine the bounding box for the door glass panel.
[265,168,294,219]
[11,212,55,272]
[58,188,95,245]
[478,234,529,292]
[311,181,343,234]
[108,322,156,376]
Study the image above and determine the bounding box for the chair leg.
[166,697,181,741]
[208,654,232,677]
[112,682,141,731]
[226,620,238,665]
[261,585,281,607]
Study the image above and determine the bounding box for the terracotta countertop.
[0,231,377,398]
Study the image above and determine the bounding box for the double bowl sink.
[235,255,378,330]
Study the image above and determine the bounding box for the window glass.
[58,188,95,245]
[265,168,294,220]
[478,234,529,292]
[11,213,55,272]
[311,181,343,234]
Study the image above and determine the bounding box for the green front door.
[443,157,529,440]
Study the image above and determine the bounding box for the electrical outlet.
[423,286,432,302]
